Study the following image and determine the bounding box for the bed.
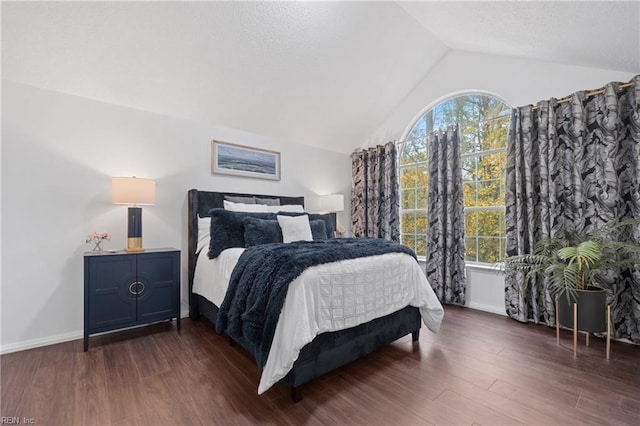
[187,189,444,401]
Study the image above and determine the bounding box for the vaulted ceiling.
[3,1,638,153]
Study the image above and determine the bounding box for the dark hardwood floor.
[2,306,639,425]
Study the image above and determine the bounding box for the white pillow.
[268,204,305,213]
[197,216,211,254]
[223,200,271,212]
[277,214,313,243]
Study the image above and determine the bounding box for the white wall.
[2,53,635,352]
[367,51,636,146]
[367,51,637,316]
[0,81,351,353]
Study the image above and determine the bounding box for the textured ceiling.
[400,1,640,73]
[2,1,639,153]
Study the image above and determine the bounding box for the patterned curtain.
[505,75,640,342]
[351,142,399,240]
[425,125,467,305]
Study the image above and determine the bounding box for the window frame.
[398,92,510,265]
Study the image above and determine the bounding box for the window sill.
[465,262,504,273]
[416,258,504,274]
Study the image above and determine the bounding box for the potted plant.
[503,219,640,332]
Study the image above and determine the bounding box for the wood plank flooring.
[2,306,639,425]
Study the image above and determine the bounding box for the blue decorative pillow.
[310,219,328,240]
[243,217,283,247]
[208,209,275,258]
[312,214,335,238]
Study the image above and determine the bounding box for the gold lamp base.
[126,237,145,252]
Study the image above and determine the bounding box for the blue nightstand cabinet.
[84,248,180,351]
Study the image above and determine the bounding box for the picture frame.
[211,140,281,181]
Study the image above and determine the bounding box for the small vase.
[92,240,103,252]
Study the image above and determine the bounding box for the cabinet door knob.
[128,281,145,295]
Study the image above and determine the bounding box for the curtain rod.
[532,81,635,110]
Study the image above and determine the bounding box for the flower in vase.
[86,231,111,243]
[86,231,110,251]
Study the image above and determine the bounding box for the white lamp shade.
[111,177,156,205]
[318,194,344,213]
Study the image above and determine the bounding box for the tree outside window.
[398,94,510,264]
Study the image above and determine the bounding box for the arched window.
[398,93,510,264]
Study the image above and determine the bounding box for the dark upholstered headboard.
[187,189,305,316]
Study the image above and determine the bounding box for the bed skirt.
[191,294,421,390]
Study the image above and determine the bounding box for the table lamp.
[111,176,156,252]
[318,193,344,232]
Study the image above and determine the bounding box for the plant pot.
[556,287,607,333]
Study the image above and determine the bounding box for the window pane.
[478,180,502,207]
[465,211,478,238]
[416,165,428,187]
[460,125,478,154]
[415,236,427,257]
[401,189,416,210]
[403,235,417,253]
[410,117,427,140]
[464,182,477,207]
[401,167,417,189]
[479,116,509,151]
[466,237,478,262]
[477,211,501,237]
[415,164,429,209]
[499,151,507,198]
[401,213,416,234]
[461,157,476,181]
[480,97,511,119]
[415,211,427,234]
[478,237,500,263]
[477,153,503,180]
[416,187,428,210]
[400,138,428,165]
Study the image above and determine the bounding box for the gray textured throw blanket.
[215,238,416,367]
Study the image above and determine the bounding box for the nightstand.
[84,248,180,351]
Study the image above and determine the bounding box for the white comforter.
[193,247,444,394]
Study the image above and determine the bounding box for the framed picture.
[211,140,281,181]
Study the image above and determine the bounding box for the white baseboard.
[1,310,192,355]
[467,302,507,316]
[2,305,507,355]
[0,330,83,355]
